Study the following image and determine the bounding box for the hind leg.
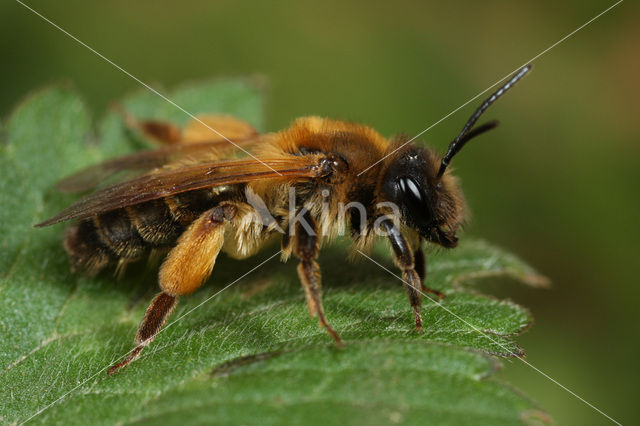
[118,108,258,146]
[108,204,236,374]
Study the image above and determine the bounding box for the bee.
[36,65,531,374]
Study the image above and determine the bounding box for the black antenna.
[437,64,532,178]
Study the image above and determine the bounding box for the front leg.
[414,243,445,299]
[381,218,425,331]
[292,209,342,346]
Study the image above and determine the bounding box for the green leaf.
[0,82,550,425]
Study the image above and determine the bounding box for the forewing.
[56,135,264,193]
[37,156,329,227]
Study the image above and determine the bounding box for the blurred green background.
[1,0,638,424]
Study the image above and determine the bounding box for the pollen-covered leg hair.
[414,244,444,299]
[381,218,425,331]
[108,204,236,375]
[118,107,258,146]
[117,107,182,145]
[293,210,342,346]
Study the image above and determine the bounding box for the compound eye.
[398,176,431,226]
[399,176,424,207]
[399,177,422,201]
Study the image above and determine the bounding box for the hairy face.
[379,144,466,247]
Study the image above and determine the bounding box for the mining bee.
[36,65,531,374]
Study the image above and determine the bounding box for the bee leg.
[118,107,258,146]
[381,219,424,331]
[414,245,445,300]
[117,107,182,145]
[293,209,342,346]
[108,292,178,375]
[108,204,236,375]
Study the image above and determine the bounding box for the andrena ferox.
[36,65,531,374]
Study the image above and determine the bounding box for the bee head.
[379,145,465,247]
[379,64,532,247]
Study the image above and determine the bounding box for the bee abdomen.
[63,189,229,274]
[127,199,185,245]
[93,209,152,259]
[63,219,115,274]
[164,189,225,223]
[64,209,156,274]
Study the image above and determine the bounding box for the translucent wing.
[55,136,264,193]
[37,155,330,227]
[56,115,263,193]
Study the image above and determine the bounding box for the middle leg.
[292,209,342,346]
